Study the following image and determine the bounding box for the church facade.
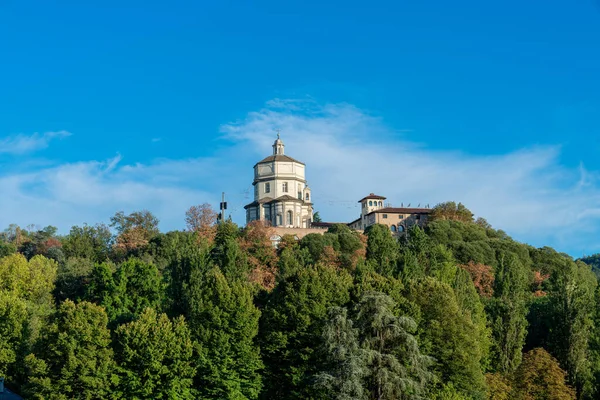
[244,136,314,228]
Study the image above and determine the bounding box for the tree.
[259,264,353,399]
[86,258,164,325]
[23,300,118,399]
[313,211,322,223]
[0,291,28,379]
[115,308,196,399]
[365,224,398,276]
[185,267,263,399]
[355,292,432,400]
[513,348,576,400]
[406,278,486,398]
[314,306,369,400]
[111,210,159,253]
[185,203,218,242]
[545,260,597,394]
[0,254,57,307]
[430,202,474,223]
[487,252,529,374]
[62,223,112,262]
[54,257,95,302]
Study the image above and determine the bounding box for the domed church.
[244,135,314,228]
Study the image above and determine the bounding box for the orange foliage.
[320,245,341,269]
[186,204,217,244]
[531,270,550,296]
[239,221,278,291]
[460,261,495,298]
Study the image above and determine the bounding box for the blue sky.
[1,0,600,256]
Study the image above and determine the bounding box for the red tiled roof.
[358,193,387,202]
[368,207,432,215]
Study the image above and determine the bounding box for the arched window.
[390,225,397,232]
[379,201,383,206]
[369,200,373,206]
[287,210,293,226]
[398,225,405,232]
[305,193,310,201]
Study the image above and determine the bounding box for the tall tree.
[365,224,399,276]
[111,210,160,253]
[313,306,369,400]
[114,308,196,399]
[259,264,353,399]
[355,291,432,400]
[23,300,118,399]
[486,251,529,374]
[406,278,486,399]
[62,223,112,262]
[185,267,263,399]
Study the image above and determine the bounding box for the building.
[348,193,432,234]
[244,135,314,227]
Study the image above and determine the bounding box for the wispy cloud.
[1,99,599,256]
[0,131,72,154]
[221,98,600,256]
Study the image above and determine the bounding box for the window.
[306,193,310,201]
[283,182,288,192]
[399,215,404,219]
[369,200,373,206]
[254,185,258,197]
[379,201,383,206]
[286,210,293,225]
[298,191,302,200]
[276,214,282,226]
[383,214,388,219]
[390,225,397,232]
[265,182,270,193]
[398,225,405,232]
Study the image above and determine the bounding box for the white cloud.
[221,98,600,256]
[1,99,598,256]
[0,131,72,154]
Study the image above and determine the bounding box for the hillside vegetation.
[1,203,599,400]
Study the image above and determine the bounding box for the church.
[244,135,431,236]
[244,135,314,228]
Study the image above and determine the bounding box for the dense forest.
[1,201,599,399]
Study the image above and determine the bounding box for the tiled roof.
[256,155,305,165]
[358,193,387,202]
[368,207,432,215]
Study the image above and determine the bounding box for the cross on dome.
[272,132,285,155]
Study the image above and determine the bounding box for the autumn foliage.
[460,261,495,298]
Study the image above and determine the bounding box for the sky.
[1,0,600,256]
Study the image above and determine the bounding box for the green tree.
[186,267,263,399]
[355,292,432,400]
[114,308,196,399]
[54,257,95,302]
[0,291,28,378]
[313,212,322,223]
[365,224,399,276]
[546,260,597,395]
[486,252,529,374]
[313,306,369,400]
[85,258,164,325]
[23,300,118,399]
[406,278,486,399]
[259,264,353,399]
[62,224,112,262]
[430,202,474,223]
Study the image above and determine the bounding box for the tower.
[244,135,313,227]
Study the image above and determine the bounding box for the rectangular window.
[265,182,270,193]
[283,182,288,192]
[298,191,302,200]
[383,214,388,219]
[399,215,404,219]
